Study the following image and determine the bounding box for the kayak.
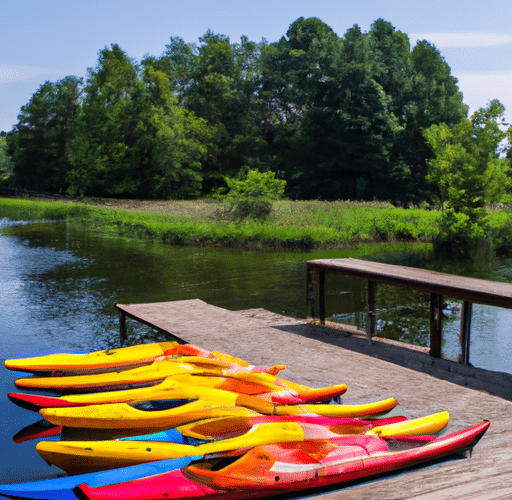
[113,411,448,448]
[8,379,268,411]
[4,342,285,376]
[0,456,200,500]
[36,421,308,474]
[38,396,398,430]
[0,413,451,498]
[74,421,490,500]
[35,414,448,475]
[14,362,224,392]
[9,373,347,410]
[14,363,344,402]
[11,410,447,445]
[173,411,448,441]
[11,412,410,444]
[162,373,348,404]
[39,397,262,431]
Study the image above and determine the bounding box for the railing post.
[366,280,377,342]
[119,310,127,343]
[458,301,472,365]
[430,293,442,358]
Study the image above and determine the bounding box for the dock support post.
[119,310,127,343]
[366,280,377,342]
[318,269,326,325]
[459,301,472,365]
[429,293,442,358]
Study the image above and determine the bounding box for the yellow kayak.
[39,395,398,430]
[169,373,348,404]
[15,363,346,404]
[5,342,179,374]
[5,341,285,376]
[14,362,224,392]
[36,422,306,474]
[39,397,262,430]
[364,411,450,437]
[24,378,266,408]
[175,411,449,441]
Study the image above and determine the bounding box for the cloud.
[410,32,512,47]
[0,65,67,85]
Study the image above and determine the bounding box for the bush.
[222,170,286,221]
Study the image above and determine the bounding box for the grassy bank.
[0,196,445,250]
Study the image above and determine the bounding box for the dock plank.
[116,299,511,500]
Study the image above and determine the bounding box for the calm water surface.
[0,216,511,486]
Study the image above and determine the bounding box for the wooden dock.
[116,298,512,500]
[306,258,512,365]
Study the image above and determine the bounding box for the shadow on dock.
[273,320,512,402]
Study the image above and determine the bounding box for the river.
[0,215,511,486]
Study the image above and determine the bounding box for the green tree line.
[3,17,510,206]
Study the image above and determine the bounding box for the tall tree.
[0,133,14,177]
[8,76,82,193]
[424,100,511,256]
[68,44,210,198]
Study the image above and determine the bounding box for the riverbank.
[2,195,512,254]
[0,196,442,251]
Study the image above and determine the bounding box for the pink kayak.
[74,420,489,500]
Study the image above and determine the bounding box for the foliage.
[424,100,512,257]
[8,76,82,193]
[0,135,14,176]
[7,17,471,208]
[222,170,286,220]
[66,45,210,199]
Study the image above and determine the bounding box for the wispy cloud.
[0,65,67,85]
[410,32,512,47]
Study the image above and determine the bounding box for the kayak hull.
[75,421,490,500]
[4,342,179,374]
[0,456,199,500]
[36,422,307,474]
[38,396,398,430]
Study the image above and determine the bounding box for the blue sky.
[2,0,512,132]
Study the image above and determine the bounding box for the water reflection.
[0,214,511,485]
[1,219,511,370]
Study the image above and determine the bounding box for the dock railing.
[306,258,512,366]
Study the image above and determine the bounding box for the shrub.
[222,170,286,221]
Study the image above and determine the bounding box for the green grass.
[3,196,512,253]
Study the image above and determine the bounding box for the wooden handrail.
[306,258,512,366]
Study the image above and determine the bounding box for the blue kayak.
[0,455,200,500]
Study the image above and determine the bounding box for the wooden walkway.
[116,299,512,500]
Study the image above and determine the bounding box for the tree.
[424,100,511,256]
[0,134,14,177]
[8,76,82,193]
[257,17,346,198]
[68,44,210,199]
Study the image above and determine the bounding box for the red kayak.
[74,421,489,500]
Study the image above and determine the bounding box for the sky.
[1,0,512,132]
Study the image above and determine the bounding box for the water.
[0,215,511,486]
